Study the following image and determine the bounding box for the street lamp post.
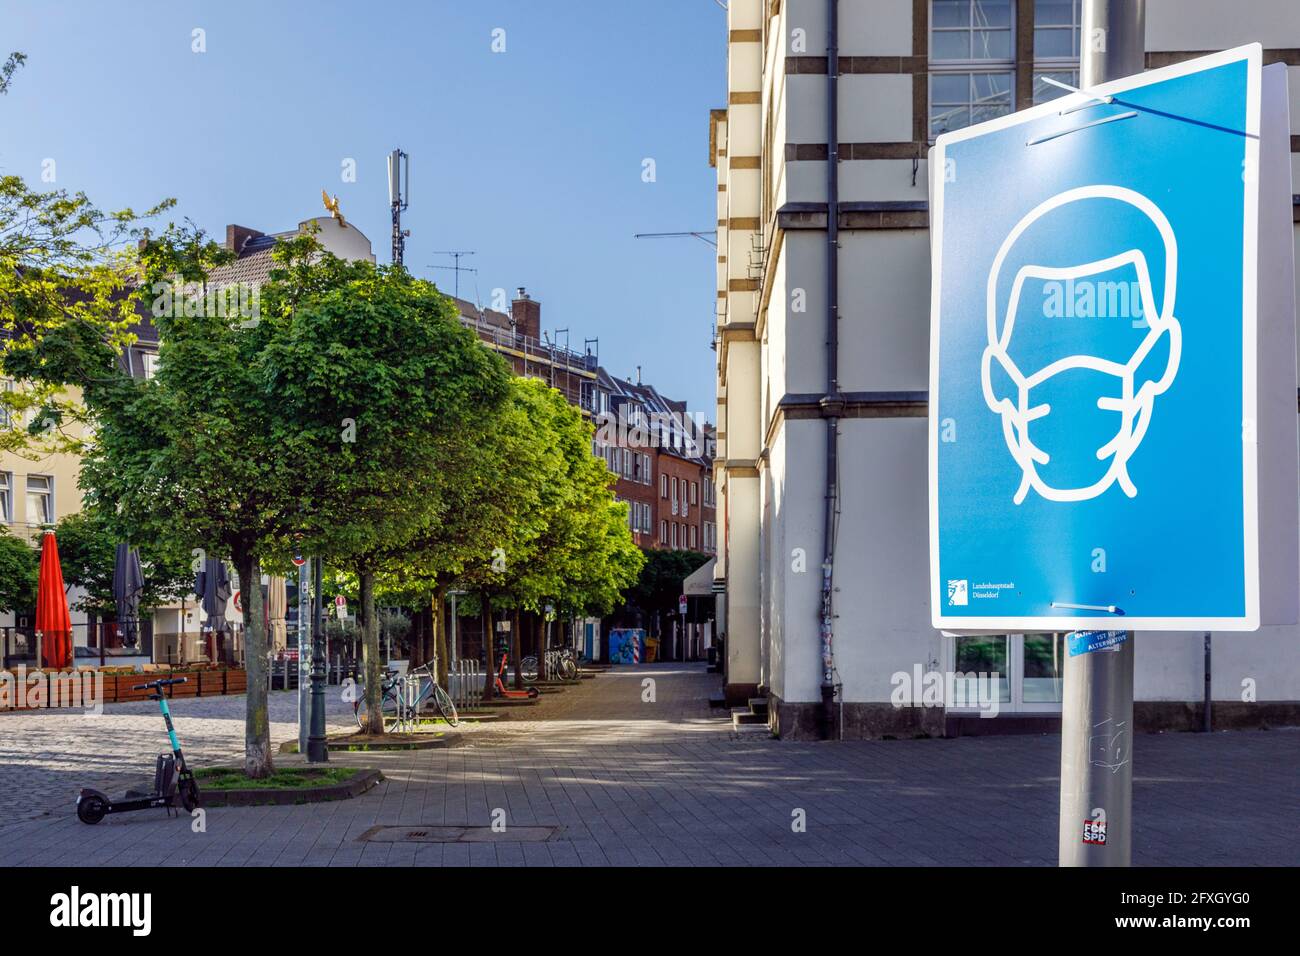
[307,557,329,763]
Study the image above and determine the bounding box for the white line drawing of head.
[981,185,1182,504]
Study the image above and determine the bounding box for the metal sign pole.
[1058,0,1144,868]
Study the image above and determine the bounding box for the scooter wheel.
[179,778,201,813]
[77,794,107,825]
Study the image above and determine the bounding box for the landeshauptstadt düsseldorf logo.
[980,186,1182,504]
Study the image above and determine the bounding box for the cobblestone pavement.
[0,664,1295,866]
[0,685,357,825]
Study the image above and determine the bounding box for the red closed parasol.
[36,530,72,669]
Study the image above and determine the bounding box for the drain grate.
[359,825,560,844]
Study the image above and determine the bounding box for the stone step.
[747,697,769,717]
[731,707,766,727]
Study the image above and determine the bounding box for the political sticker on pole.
[1066,630,1128,657]
[928,44,1299,632]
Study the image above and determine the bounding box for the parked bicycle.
[520,645,579,683]
[354,661,459,730]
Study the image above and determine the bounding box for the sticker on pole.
[1082,808,1108,846]
[1066,630,1128,657]
[926,44,1293,632]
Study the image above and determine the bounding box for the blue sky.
[0,0,725,413]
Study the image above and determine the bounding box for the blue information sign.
[929,46,1264,631]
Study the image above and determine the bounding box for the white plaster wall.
[726,474,763,687]
[839,158,930,203]
[1146,0,1300,49]
[782,0,914,57]
[839,75,914,142]
[778,232,828,395]
[836,229,931,393]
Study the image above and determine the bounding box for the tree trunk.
[481,597,494,703]
[510,609,522,690]
[536,612,548,682]
[359,570,383,734]
[423,604,435,667]
[433,584,449,687]
[235,552,274,778]
[410,607,425,669]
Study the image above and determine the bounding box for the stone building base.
[766,694,1300,740]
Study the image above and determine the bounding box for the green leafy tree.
[623,548,711,637]
[10,223,283,775]
[492,379,643,682]
[258,240,512,733]
[0,54,178,458]
[0,526,37,614]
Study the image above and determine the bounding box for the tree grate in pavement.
[357,825,560,843]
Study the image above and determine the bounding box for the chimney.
[225,224,264,255]
[511,287,541,341]
[636,365,642,385]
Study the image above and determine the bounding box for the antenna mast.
[429,251,478,300]
[387,148,411,266]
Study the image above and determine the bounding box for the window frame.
[928,0,1018,141]
[26,473,54,526]
[0,471,11,524]
[1032,0,1082,104]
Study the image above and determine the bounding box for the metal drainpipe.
[818,0,843,740]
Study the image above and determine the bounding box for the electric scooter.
[493,653,540,699]
[76,676,201,824]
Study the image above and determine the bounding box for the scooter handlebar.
[131,677,189,691]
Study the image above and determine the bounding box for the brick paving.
[0,663,1295,866]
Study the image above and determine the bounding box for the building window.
[140,351,160,379]
[0,472,11,523]
[689,525,697,549]
[660,520,668,545]
[1033,0,1079,59]
[0,379,12,429]
[929,0,1016,138]
[26,475,53,525]
[660,474,668,498]
[671,523,678,548]
[1032,0,1081,103]
[690,481,698,506]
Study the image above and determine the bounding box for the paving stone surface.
[0,663,1295,866]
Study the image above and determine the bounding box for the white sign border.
[928,44,1263,632]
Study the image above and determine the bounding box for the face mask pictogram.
[980,186,1182,504]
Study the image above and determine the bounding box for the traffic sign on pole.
[929,42,1297,633]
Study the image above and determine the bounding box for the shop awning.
[682,558,717,597]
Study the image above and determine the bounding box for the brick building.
[593,370,716,555]
[449,287,718,556]
[451,289,598,414]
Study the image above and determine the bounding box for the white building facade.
[711,0,1300,737]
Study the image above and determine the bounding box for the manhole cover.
[358,825,560,843]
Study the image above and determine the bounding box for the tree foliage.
[53,505,193,616]
[0,527,37,613]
